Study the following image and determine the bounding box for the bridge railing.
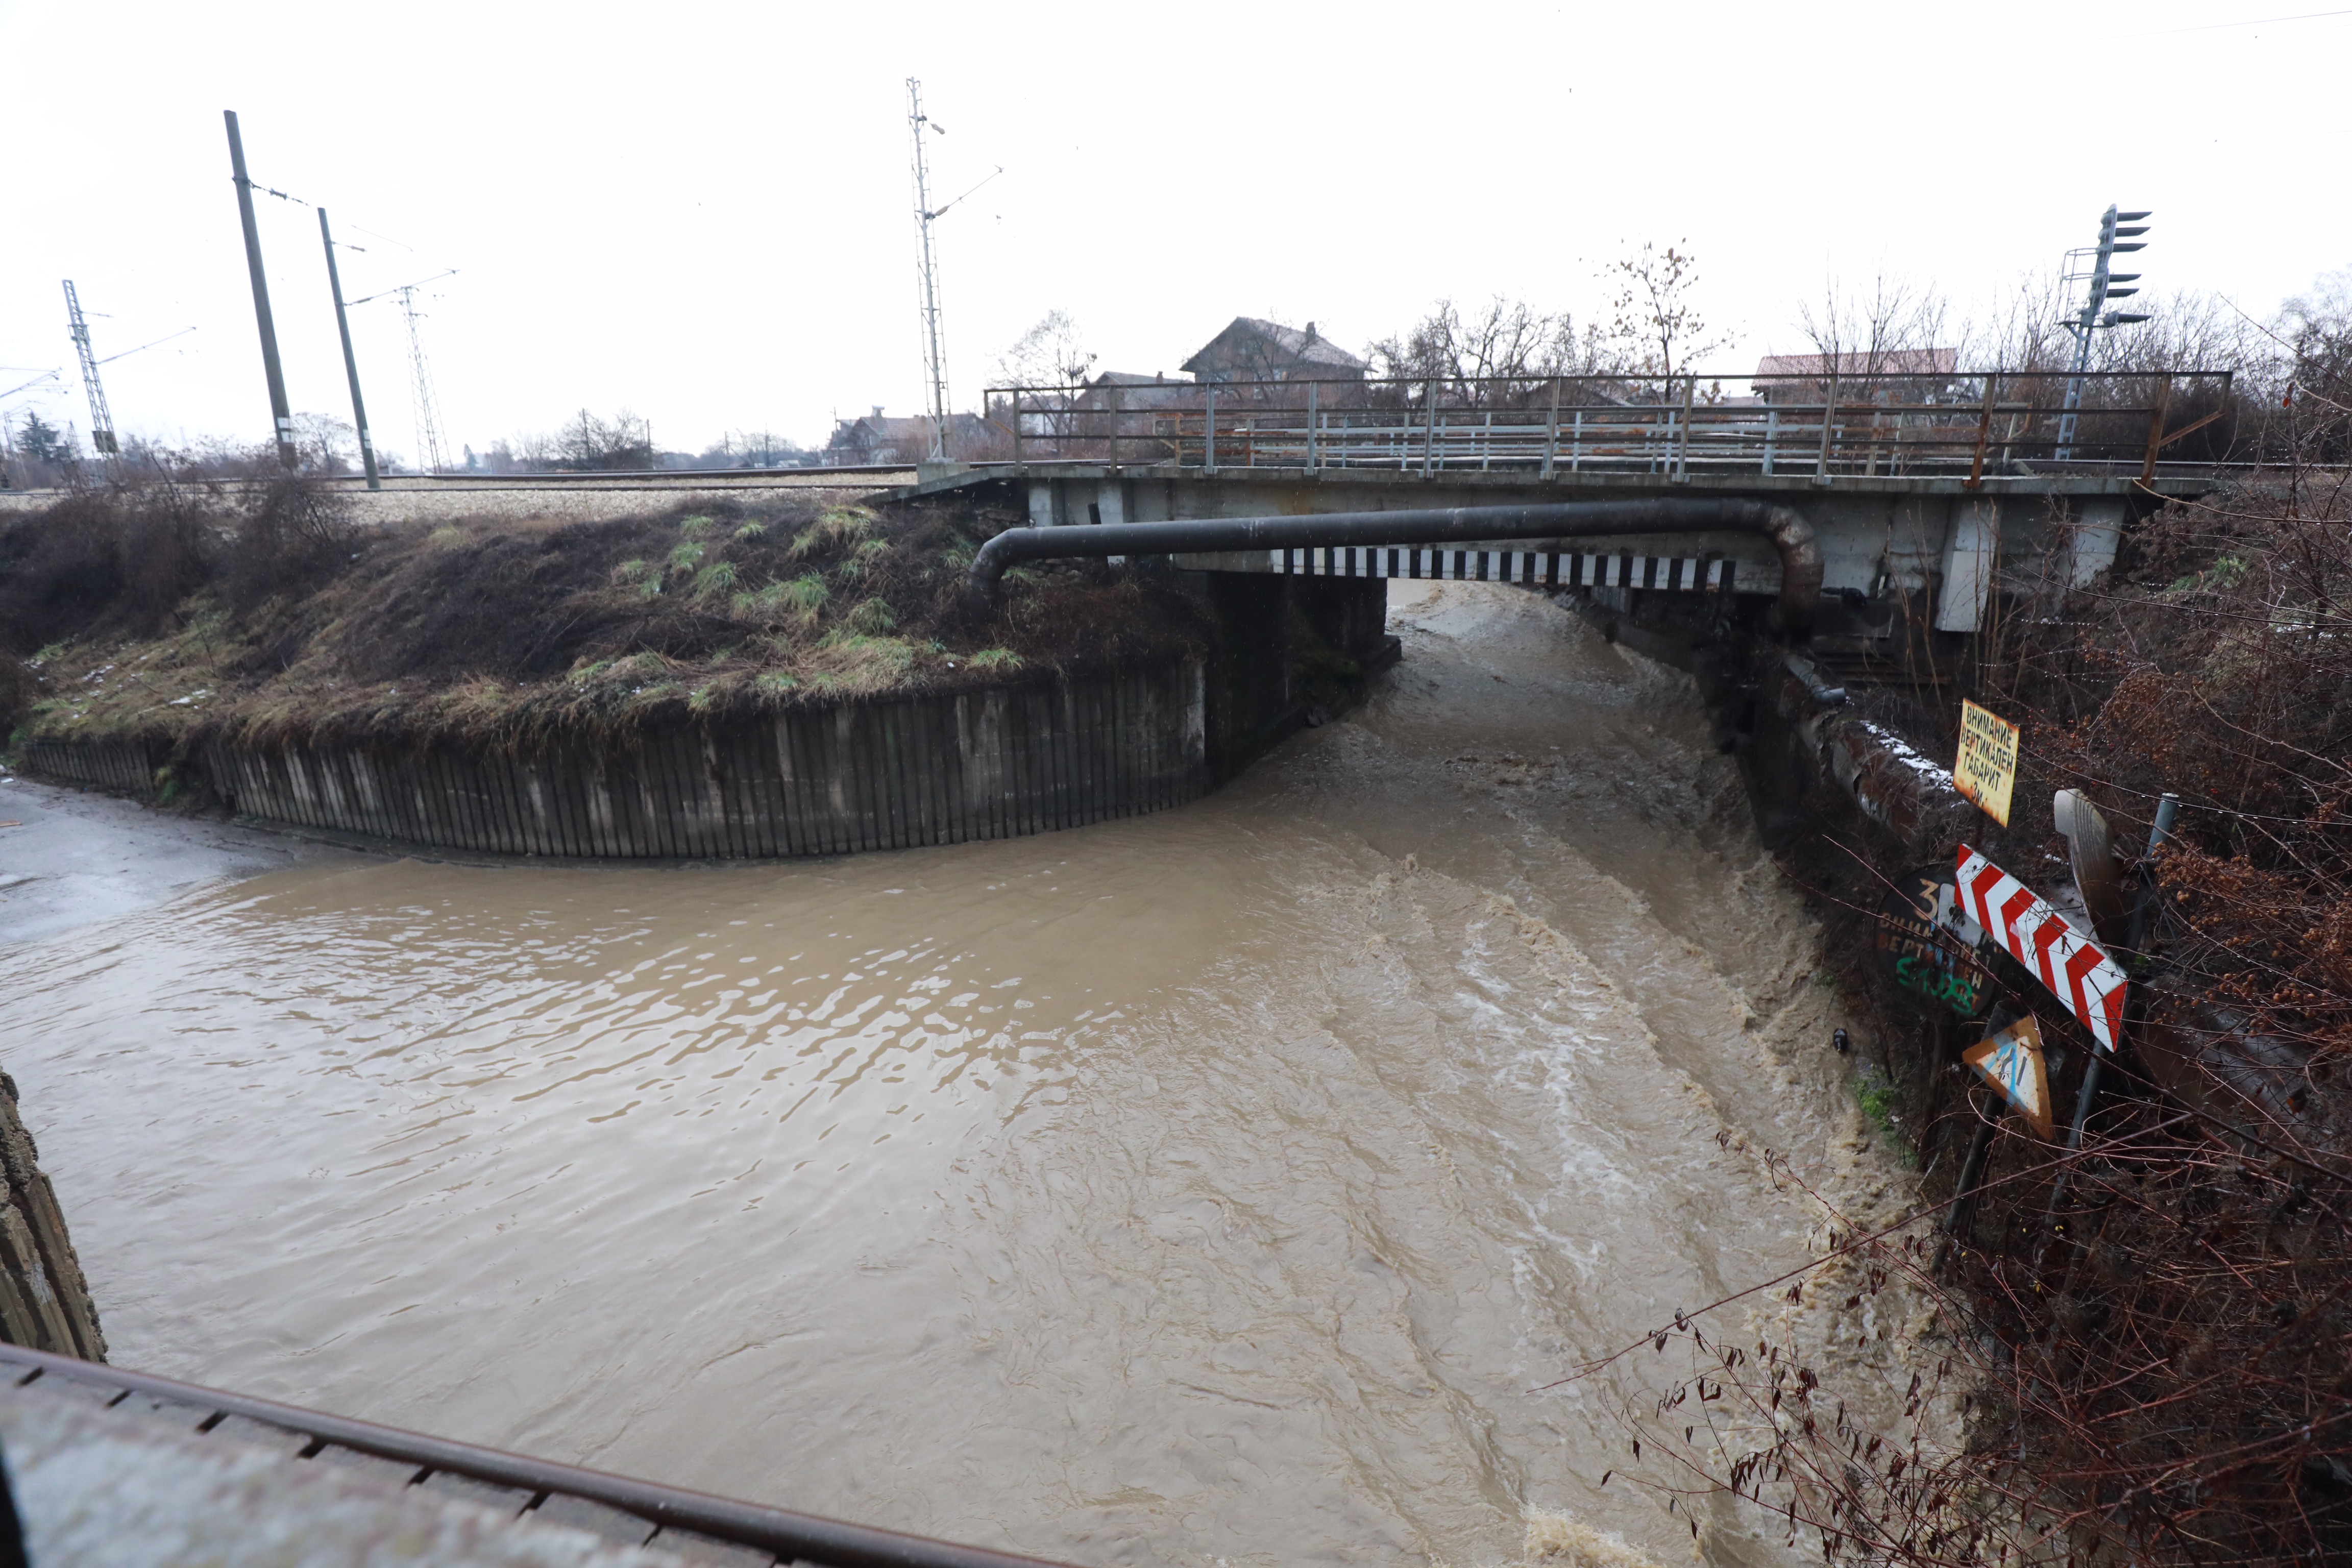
[983,370,2235,482]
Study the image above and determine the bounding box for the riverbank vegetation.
[1583,478,2352,1563]
[0,477,1207,760]
[1536,265,2352,1568]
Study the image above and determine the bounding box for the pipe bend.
[1724,499,1822,631]
[967,497,1822,631]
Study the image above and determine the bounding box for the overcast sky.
[3,1,2347,463]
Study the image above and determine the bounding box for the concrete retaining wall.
[19,664,1208,861]
[14,737,162,801]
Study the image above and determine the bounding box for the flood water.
[2,582,1894,1567]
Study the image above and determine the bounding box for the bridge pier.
[1197,571,1393,777]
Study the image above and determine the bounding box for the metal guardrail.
[986,370,2235,484]
[0,1343,1074,1568]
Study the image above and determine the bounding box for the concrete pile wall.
[0,1082,105,1361]
[15,738,160,802]
[23,665,1209,861]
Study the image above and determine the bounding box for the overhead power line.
[96,327,196,366]
[0,370,62,404]
[2129,6,2352,36]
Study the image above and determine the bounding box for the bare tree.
[2282,267,2352,394]
[1599,241,1731,381]
[995,310,1097,389]
[1368,297,1607,396]
[550,409,653,471]
[2273,267,2352,461]
[291,412,358,475]
[1798,274,1953,375]
[993,310,1099,445]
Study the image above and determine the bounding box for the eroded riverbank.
[0,582,1906,1566]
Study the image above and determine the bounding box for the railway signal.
[2055,203,2154,459]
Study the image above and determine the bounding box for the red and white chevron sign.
[1955,846,2129,1052]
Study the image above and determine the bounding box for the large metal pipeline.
[966,498,1822,628]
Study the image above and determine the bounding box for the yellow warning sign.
[1963,1014,2052,1140]
[1955,700,2020,827]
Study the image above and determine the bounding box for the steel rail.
[0,1343,1075,1568]
[965,498,1823,628]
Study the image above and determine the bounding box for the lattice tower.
[62,281,119,457]
[907,78,950,462]
[398,285,448,474]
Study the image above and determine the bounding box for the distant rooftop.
[1182,317,1368,380]
[1754,349,1959,378]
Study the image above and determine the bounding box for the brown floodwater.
[1,582,1893,1567]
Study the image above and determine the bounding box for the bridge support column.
[1937,498,1999,633]
[2066,498,2126,587]
[1193,572,1396,780]
[1203,573,1292,778]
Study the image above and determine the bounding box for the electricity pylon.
[908,78,951,463]
[348,268,456,475]
[62,281,119,460]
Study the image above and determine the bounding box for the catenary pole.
[224,110,299,468]
[907,78,951,463]
[317,209,379,489]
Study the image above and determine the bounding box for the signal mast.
[2055,204,2154,460]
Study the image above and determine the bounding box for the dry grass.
[2,486,1209,755]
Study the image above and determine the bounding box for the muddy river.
[0,582,1895,1567]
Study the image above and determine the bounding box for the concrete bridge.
[911,367,2231,685]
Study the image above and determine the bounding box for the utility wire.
[0,370,63,402]
[347,269,456,308]
[95,327,196,366]
[241,178,431,269]
[2128,6,2352,35]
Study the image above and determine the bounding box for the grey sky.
[3,0,2346,462]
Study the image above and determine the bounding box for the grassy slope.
[2,488,1208,755]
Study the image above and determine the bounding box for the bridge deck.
[981,369,2232,489]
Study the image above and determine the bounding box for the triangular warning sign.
[1963,1015,2054,1140]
